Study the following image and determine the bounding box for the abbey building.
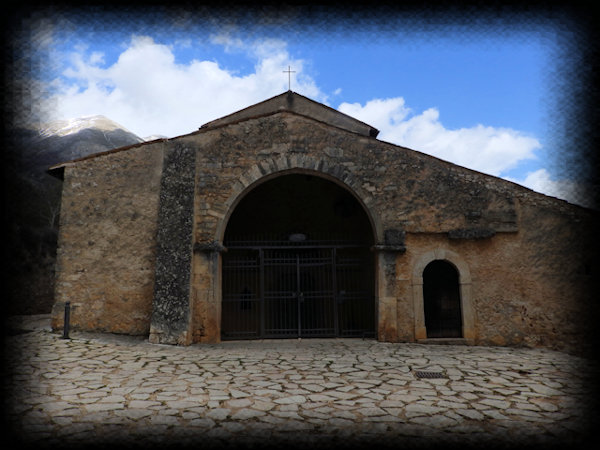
[49,91,598,354]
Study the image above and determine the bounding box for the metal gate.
[222,240,374,340]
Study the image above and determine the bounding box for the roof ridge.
[200,91,379,138]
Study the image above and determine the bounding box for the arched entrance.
[423,260,463,338]
[221,173,375,340]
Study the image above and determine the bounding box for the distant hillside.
[14,116,144,172]
[4,116,145,315]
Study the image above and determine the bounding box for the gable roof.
[200,90,379,138]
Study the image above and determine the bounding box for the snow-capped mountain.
[25,115,145,172]
[37,115,143,140]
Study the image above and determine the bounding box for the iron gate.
[222,241,374,339]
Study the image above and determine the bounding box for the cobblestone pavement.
[3,315,599,449]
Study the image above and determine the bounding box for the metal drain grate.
[414,370,447,379]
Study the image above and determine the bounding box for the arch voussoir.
[215,154,384,249]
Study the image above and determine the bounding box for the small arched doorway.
[221,173,376,340]
[423,260,462,338]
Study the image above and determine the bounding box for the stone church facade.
[49,91,597,353]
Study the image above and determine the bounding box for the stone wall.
[183,112,597,353]
[190,112,520,241]
[50,110,598,354]
[51,143,164,334]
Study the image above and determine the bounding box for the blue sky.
[19,6,593,207]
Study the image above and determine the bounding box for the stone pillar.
[149,145,196,345]
[373,229,406,342]
[191,241,226,343]
[411,277,427,340]
[459,281,476,341]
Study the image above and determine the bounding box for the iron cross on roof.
[283,65,296,91]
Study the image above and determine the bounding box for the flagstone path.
[3,315,598,449]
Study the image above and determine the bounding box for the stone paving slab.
[3,317,599,449]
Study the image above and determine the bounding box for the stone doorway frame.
[411,248,476,343]
[209,157,385,343]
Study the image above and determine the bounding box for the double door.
[222,247,374,339]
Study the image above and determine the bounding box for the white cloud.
[340,97,599,208]
[88,51,105,66]
[42,36,593,208]
[42,35,324,138]
[505,169,596,209]
[339,97,541,177]
[209,33,244,52]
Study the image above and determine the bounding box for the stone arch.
[411,248,476,342]
[214,154,384,245]
[194,154,386,343]
[216,165,379,341]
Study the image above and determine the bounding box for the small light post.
[62,301,71,339]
